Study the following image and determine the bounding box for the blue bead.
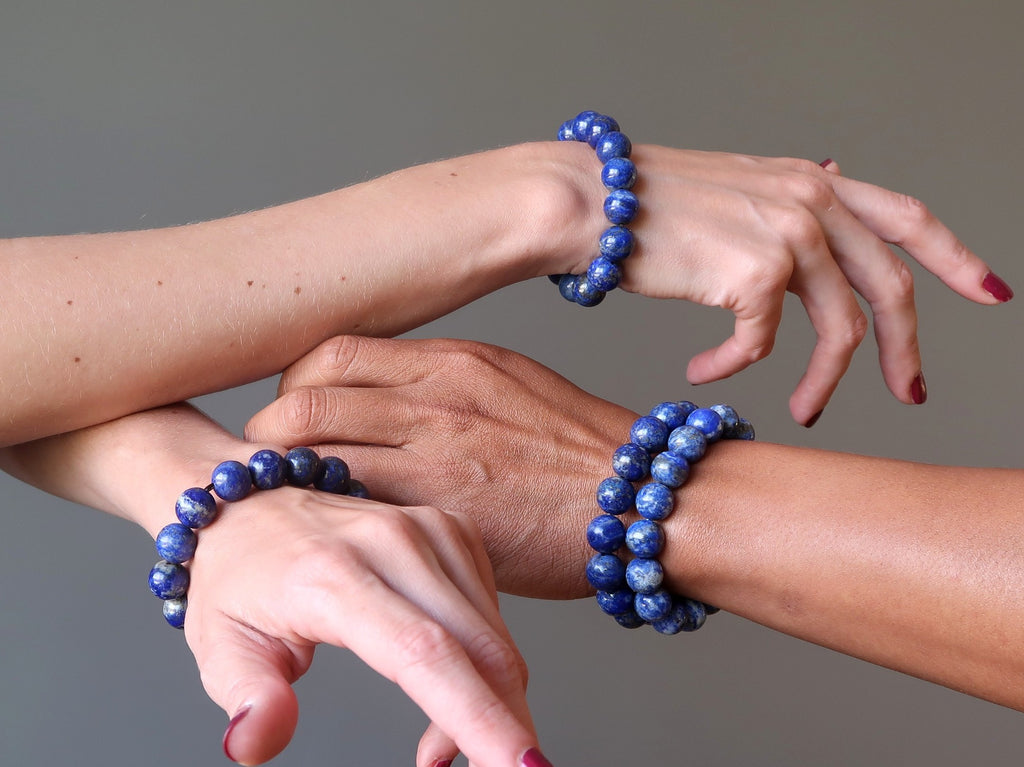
[596,588,635,616]
[703,602,721,615]
[601,157,637,190]
[346,478,370,498]
[585,114,619,148]
[596,476,635,515]
[285,447,321,486]
[175,487,218,529]
[586,553,627,590]
[650,451,691,488]
[211,460,252,501]
[248,449,286,490]
[614,610,647,629]
[595,130,632,162]
[667,425,708,463]
[625,557,663,594]
[571,110,601,141]
[155,523,198,564]
[652,598,707,635]
[635,482,674,520]
[547,273,566,284]
[162,597,187,629]
[314,455,351,493]
[572,274,606,307]
[587,514,627,553]
[557,273,578,302]
[648,402,688,430]
[625,519,665,557]
[586,256,622,292]
[629,415,669,452]
[598,225,634,261]
[557,120,575,141]
[148,560,189,600]
[729,418,756,441]
[612,442,651,482]
[635,588,673,622]
[710,404,740,435]
[604,189,639,224]
[686,408,724,442]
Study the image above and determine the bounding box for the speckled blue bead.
[652,598,707,635]
[557,274,578,302]
[585,114,620,148]
[314,455,351,494]
[594,131,632,163]
[703,603,721,615]
[625,556,663,594]
[596,476,635,515]
[586,256,622,292]
[625,519,665,557]
[635,482,674,520]
[596,588,635,616]
[587,514,627,554]
[248,449,286,490]
[347,478,369,498]
[211,460,252,501]
[601,157,637,190]
[285,447,321,486]
[612,442,650,481]
[572,274,606,307]
[175,487,218,529]
[729,418,756,441]
[710,404,740,434]
[557,120,575,141]
[649,401,695,430]
[614,610,647,629]
[586,553,627,590]
[629,415,669,452]
[155,523,198,564]
[667,425,707,463]
[571,110,601,142]
[635,588,673,622]
[686,407,724,442]
[162,597,187,629]
[598,225,634,261]
[650,451,690,488]
[148,560,190,600]
[604,189,639,224]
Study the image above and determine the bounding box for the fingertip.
[417,722,460,767]
[982,271,1014,303]
[819,158,841,174]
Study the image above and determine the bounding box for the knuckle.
[393,620,461,676]
[776,205,826,250]
[890,260,916,301]
[892,194,934,244]
[319,335,362,379]
[276,387,326,439]
[465,632,521,686]
[782,171,834,211]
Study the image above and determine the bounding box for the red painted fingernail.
[430,761,453,767]
[982,272,1014,302]
[819,158,834,168]
[522,747,554,767]
[911,372,927,405]
[222,706,251,763]
[804,409,824,428]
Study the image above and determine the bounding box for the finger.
[685,291,786,385]
[418,722,460,767]
[829,174,1012,304]
[820,158,841,174]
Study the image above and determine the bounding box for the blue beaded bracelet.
[550,110,637,307]
[587,402,755,634]
[148,447,369,629]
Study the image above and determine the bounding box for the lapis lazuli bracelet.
[550,110,637,307]
[148,447,368,629]
[586,402,754,634]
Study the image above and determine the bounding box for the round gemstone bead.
[346,478,370,498]
[155,523,198,564]
[625,519,665,557]
[649,401,692,430]
[162,597,187,629]
[211,460,252,501]
[598,225,634,261]
[586,256,622,292]
[596,588,635,616]
[652,598,707,635]
[625,557,663,594]
[557,274,578,302]
[601,157,637,190]
[703,603,721,615]
[667,425,708,463]
[635,482,674,520]
[572,274,606,307]
[175,487,218,529]
[729,418,756,441]
[650,451,690,488]
[587,514,627,553]
[629,415,669,452]
[148,560,190,600]
[614,611,647,629]
[686,408,725,442]
[586,553,627,590]
[710,404,740,434]
[248,449,286,490]
[635,588,673,622]
[604,189,639,224]
[557,120,575,141]
[571,110,601,141]
[612,442,651,482]
[285,447,321,486]
[585,114,620,147]
[594,131,632,162]
[596,476,635,515]
[314,455,351,493]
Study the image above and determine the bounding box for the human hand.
[245,336,640,600]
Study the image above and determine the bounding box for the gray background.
[1,1,1021,764]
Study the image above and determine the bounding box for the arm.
[245,335,1024,710]
[0,142,1006,445]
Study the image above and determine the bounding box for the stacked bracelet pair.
[148,447,367,629]
[549,110,637,307]
[586,402,754,634]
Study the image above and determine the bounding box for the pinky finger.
[685,301,784,385]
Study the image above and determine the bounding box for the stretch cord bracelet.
[548,110,637,307]
[148,447,369,629]
[586,402,755,635]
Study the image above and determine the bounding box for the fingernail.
[819,158,834,168]
[982,272,1014,302]
[804,409,824,428]
[222,706,251,763]
[522,747,554,767]
[911,372,927,405]
[430,761,453,767]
